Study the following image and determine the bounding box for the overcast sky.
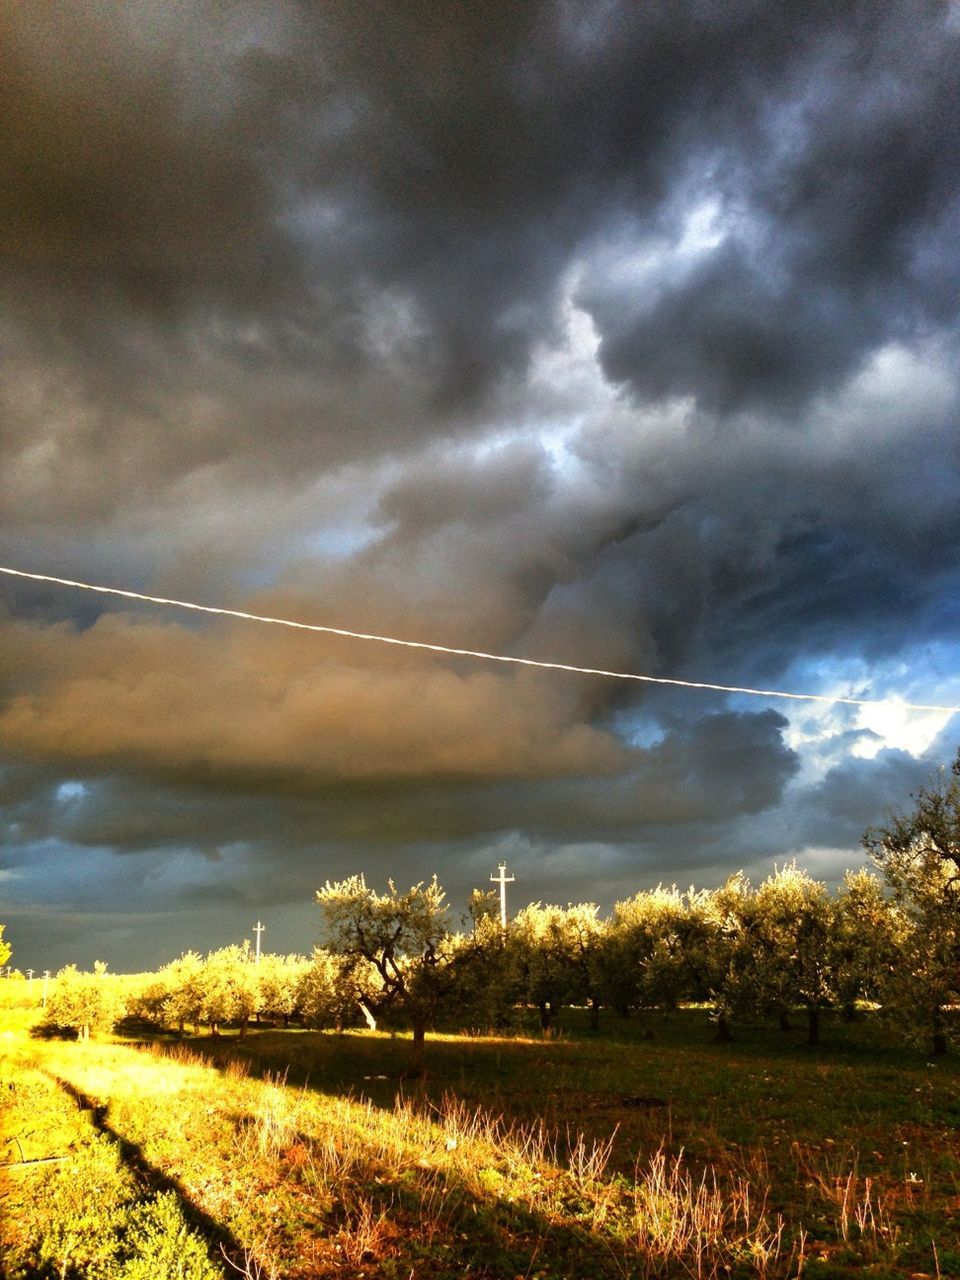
[2,0,959,972]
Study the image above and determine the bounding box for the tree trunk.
[538,1001,551,1032]
[359,1001,378,1031]
[588,996,601,1033]
[932,1005,948,1056]
[238,1015,247,1040]
[715,1012,733,1043]
[409,1020,427,1075]
[807,1005,820,1047]
[778,1008,792,1032]
[210,1021,220,1036]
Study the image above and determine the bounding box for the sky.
[2,0,960,973]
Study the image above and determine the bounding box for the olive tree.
[159,951,205,1035]
[864,754,960,1054]
[44,961,124,1041]
[509,903,580,1032]
[256,953,308,1026]
[198,944,258,1037]
[316,874,474,1072]
[297,946,366,1030]
[604,886,691,1019]
[451,890,523,1032]
[749,864,834,1046]
[686,874,757,1042]
[831,868,905,1019]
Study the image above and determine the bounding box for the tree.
[509,904,578,1032]
[297,946,365,1031]
[831,868,905,1019]
[193,944,259,1037]
[749,864,835,1046]
[864,754,960,1054]
[159,951,205,1035]
[449,890,522,1032]
[603,886,691,1019]
[543,903,608,1031]
[316,874,469,1072]
[256,953,308,1026]
[685,874,757,1042]
[0,924,10,970]
[44,961,124,1041]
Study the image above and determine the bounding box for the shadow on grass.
[52,1074,258,1277]
[53,1052,649,1279]
[133,1009,960,1185]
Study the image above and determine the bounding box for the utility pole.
[253,920,265,964]
[42,970,51,1009]
[490,862,515,931]
[26,968,33,984]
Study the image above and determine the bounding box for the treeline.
[36,862,951,1060]
[34,751,960,1062]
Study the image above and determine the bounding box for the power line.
[1,563,958,714]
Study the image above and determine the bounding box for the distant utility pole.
[253,920,265,963]
[26,968,33,984]
[490,862,515,930]
[42,970,50,1009]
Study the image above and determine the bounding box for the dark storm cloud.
[0,705,797,884]
[797,744,956,849]
[2,0,960,969]
[4,1,957,512]
[581,6,960,411]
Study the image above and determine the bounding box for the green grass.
[4,983,960,1278]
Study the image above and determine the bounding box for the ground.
[2,982,959,1278]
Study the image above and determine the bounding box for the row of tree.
[30,752,960,1063]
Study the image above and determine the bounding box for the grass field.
[2,982,959,1278]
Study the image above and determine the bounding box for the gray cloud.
[2,0,959,970]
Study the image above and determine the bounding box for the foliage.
[115,1192,223,1280]
[0,922,11,969]
[160,951,206,1034]
[509,902,581,1030]
[831,867,905,1013]
[297,945,363,1029]
[317,874,482,1068]
[864,752,960,1054]
[685,874,758,1039]
[255,952,307,1025]
[43,961,125,1040]
[748,864,835,1044]
[447,889,523,1031]
[197,943,259,1036]
[605,885,692,1018]
[0,1063,222,1279]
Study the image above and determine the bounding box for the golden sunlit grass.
[3,982,959,1278]
[23,1037,791,1278]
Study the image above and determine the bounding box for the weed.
[4,1004,960,1277]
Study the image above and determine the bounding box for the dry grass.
[3,993,956,1278]
[9,1036,803,1278]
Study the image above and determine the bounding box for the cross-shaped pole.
[253,920,265,963]
[490,862,515,930]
